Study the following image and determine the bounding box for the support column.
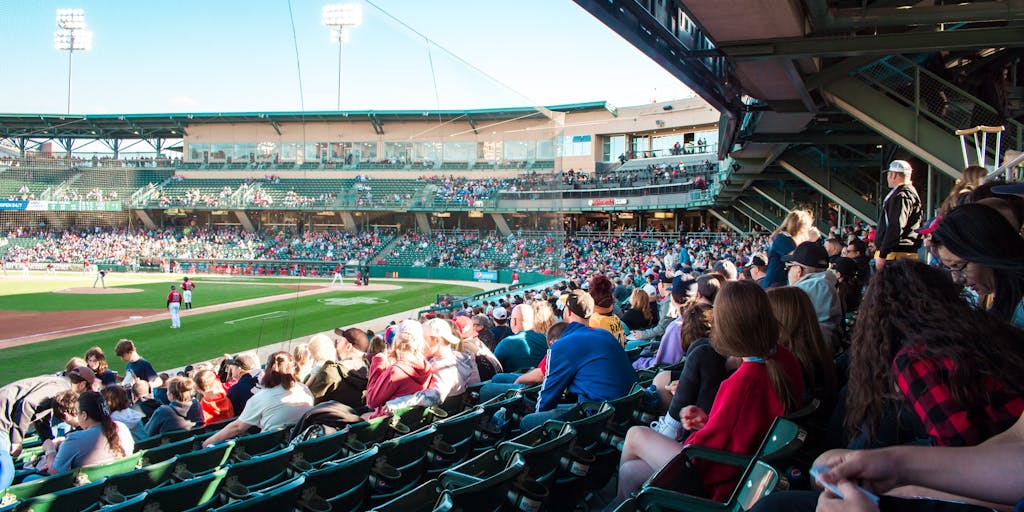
[134,210,157,229]
[750,185,792,213]
[778,154,877,224]
[706,208,745,233]
[234,211,256,233]
[414,212,432,234]
[735,199,782,229]
[339,212,357,233]
[490,213,512,236]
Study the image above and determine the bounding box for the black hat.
[750,255,767,268]
[783,242,829,269]
[832,257,858,279]
[671,276,698,298]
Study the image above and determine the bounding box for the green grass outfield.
[0,278,477,385]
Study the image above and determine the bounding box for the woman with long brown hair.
[202,351,314,448]
[938,165,987,215]
[764,209,816,289]
[767,287,838,407]
[45,391,134,474]
[614,281,804,505]
[846,260,1024,447]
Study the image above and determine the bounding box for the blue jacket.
[764,233,795,289]
[536,322,637,411]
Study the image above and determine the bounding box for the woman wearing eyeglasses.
[929,203,1024,329]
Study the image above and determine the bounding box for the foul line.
[225,311,289,325]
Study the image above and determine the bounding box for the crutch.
[953,125,1005,170]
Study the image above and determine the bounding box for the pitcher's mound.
[55,287,144,294]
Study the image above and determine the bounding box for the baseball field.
[0,271,481,385]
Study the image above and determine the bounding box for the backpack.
[289,400,363,444]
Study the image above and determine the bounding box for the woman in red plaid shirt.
[845,260,1024,448]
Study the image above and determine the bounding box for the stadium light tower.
[322,3,362,110]
[54,8,93,114]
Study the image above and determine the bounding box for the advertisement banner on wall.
[0,200,122,211]
[473,270,498,282]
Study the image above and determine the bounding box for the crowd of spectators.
[3,171,1024,512]
[4,227,268,265]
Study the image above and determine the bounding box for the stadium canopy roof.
[0,101,612,140]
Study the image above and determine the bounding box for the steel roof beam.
[715,26,1024,61]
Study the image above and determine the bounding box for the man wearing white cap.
[874,159,923,269]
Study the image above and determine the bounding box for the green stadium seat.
[300,445,379,512]
[140,436,197,465]
[75,451,145,485]
[95,491,147,511]
[426,407,486,475]
[496,422,578,484]
[545,402,618,492]
[370,425,439,504]
[134,428,195,452]
[439,450,534,512]
[220,446,296,500]
[138,469,227,512]
[101,457,178,501]
[0,471,76,503]
[0,480,106,512]
[209,475,305,512]
[290,428,359,468]
[636,460,784,512]
[227,428,289,462]
[171,441,235,479]
[473,390,526,451]
[366,480,446,512]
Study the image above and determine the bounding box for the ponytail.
[764,357,800,414]
[78,391,126,458]
[261,351,298,390]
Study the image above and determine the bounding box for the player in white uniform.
[330,264,344,286]
[167,285,182,328]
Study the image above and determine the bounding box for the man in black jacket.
[874,160,923,269]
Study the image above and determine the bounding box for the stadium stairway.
[820,55,1024,179]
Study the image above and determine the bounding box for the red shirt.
[181,281,196,291]
[687,346,804,501]
[167,291,182,303]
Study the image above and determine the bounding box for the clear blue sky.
[0,0,694,115]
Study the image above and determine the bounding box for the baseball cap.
[671,277,698,299]
[67,366,96,388]
[993,183,1024,197]
[336,327,370,352]
[453,315,475,339]
[423,318,460,345]
[782,242,830,269]
[915,216,942,235]
[491,306,508,321]
[888,160,913,174]
[225,353,258,371]
[641,283,658,296]
[750,255,767,268]
[832,257,858,279]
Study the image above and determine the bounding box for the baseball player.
[181,276,196,310]
[330,264,344,287]
[93,268,107,288]
[21,260,29,280]
[167,285,182,328]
